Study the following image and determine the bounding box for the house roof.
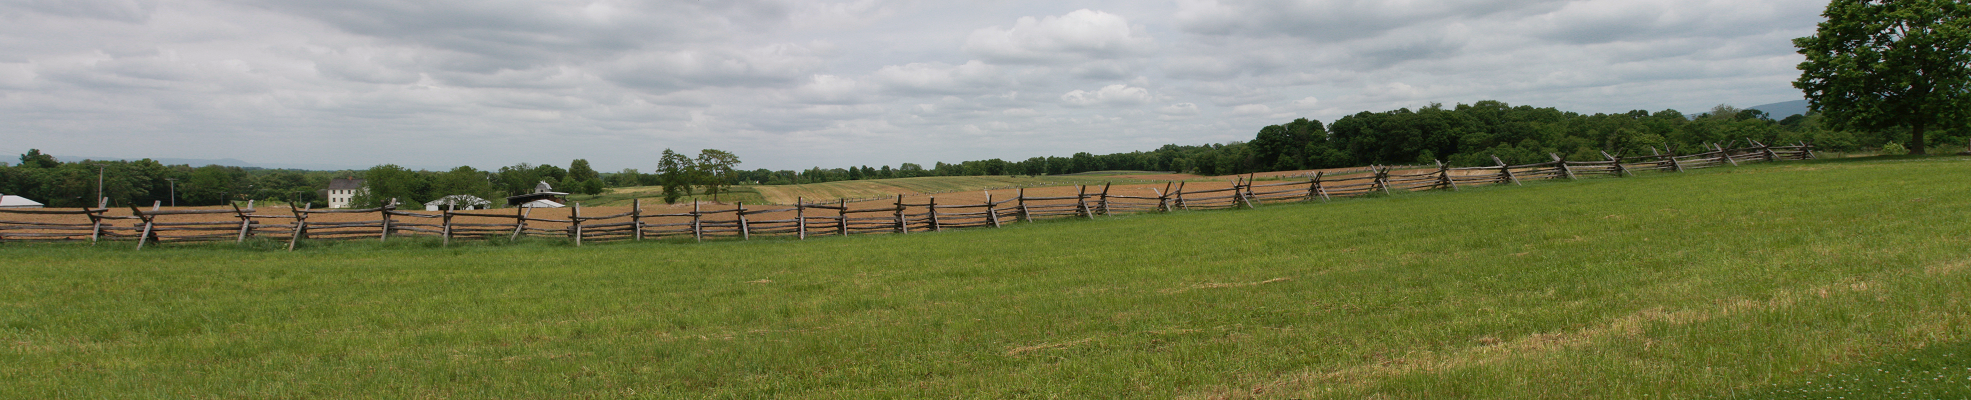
[516,199,564,208]
[429,194,491,206]
[328,177,365,190]
[0,195,44,208]
[504,191,565,205]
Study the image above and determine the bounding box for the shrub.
[1880,141,1909,155]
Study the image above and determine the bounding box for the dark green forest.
[762,101,1899,183]
[0,100,1933,208]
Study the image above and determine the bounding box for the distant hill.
[1749,99,1810,119]
[54,155,260,168]
[33,154,418,171]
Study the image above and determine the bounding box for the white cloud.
[601,44,830,93]
[3,0,159,23]
[1176,0,1567,41]
[964,9,1157,64]
[793,74,867,104]
[1228,103,1271,115]
[0,0,1825,171]
[1157,102,1200,116]
[1060,84,1152,107]
[870,60,1005,95]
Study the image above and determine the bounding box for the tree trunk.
[1911,122,1929,155]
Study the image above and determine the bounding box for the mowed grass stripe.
[2,157,1968,398]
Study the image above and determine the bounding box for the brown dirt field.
[0,180,1245,243]
[1113,165,1433,182]
[0,166,1465,244]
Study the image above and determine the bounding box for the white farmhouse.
[325,177,364,208]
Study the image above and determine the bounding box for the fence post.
[1602,151,1629,177]
[1492,156,1522,186]
[632,198,644,241]
[511,206,531,242]
[233,201,251,243]
[1753,139,1779,162]
[572,202,584,246]
[1238,177,1259,209]
[378,198,394,241]
[1373,166,1392,195]
[1436,160,1459,191]
[736,202,750,240]
[1156,182,1173,211]
[130,205,155,251]
[1098,183,1112,216]
[1715,143,1739,167]
[1311,172,1331,201]
[837,199,848,236]
[288,203,309,251]
[985,191,1001,228]
[1175,181,1189,210]
[1018,187,1032,222]
[1665,147,1686,172]
[894,194,909,234]
[796,197,806,240]
[1075,185,1093,219]
[1549,154,1577,180]
[928,197,941,232]
[88,197,106,245]
[442,204,454,247]
[691,202,702,243]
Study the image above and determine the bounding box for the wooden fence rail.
[0,142,1816,250]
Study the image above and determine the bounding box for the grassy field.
[4,156,1970,398]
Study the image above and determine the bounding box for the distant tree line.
[4,100,1940,208]
[745,100,1919,183]
[1,150,335,208]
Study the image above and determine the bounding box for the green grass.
[4,156,1970,398]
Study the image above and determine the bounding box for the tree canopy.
[1794,0,1971,154]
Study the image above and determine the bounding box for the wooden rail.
[0,142,1817,249]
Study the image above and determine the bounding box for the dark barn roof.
[327,177,364,190]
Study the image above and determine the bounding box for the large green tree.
[566,159,603,195]
[1794,0,1971,155]
[348,164,424,208]
[657,149,694,204]
[693,149,741,201]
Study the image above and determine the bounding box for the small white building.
[325,177,364,208]
[425,195,491,211]
[0,194,44,208]
[503,181,568,208]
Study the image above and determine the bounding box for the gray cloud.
[1175,0,1567,41]
[0,1,1826,172]
[3,0,158,23]
[964,9,1158,64]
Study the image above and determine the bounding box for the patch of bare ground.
[1162,278,1292,294]
[1006,337,1099,356]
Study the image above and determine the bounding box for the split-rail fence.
[0,141,1815,250]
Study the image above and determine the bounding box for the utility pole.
[95,165,104,205]
[165,178,177,207]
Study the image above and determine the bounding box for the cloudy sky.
[1,0,1824,172]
